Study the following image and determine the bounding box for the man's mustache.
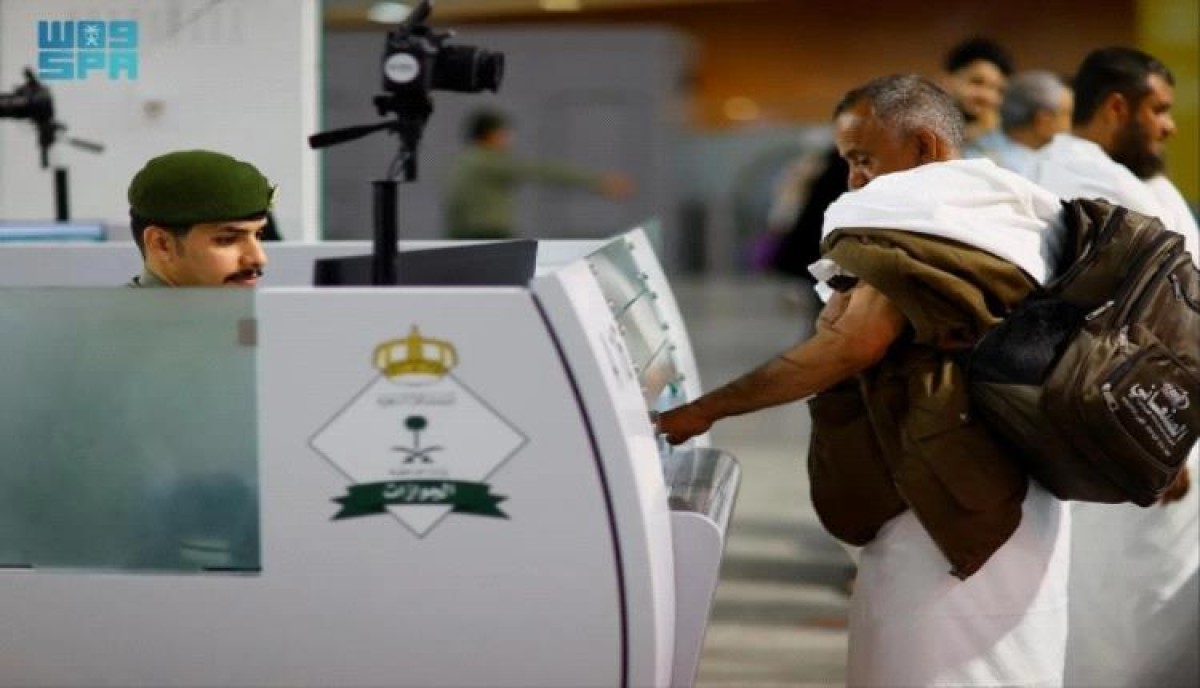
[225,268,264,282]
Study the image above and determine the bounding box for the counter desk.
[0,228,739,687]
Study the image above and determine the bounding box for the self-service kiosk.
[0,228,739,687]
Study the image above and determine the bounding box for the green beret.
[127,150,275,226]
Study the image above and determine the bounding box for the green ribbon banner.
[333,480,507,520]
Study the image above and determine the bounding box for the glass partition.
[0,288,259,573]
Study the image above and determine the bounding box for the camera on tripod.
[377,0,503,117]
[1,68,103,218]
[0,68,62,171]
[0,69,55,129]
[308,0,510,286]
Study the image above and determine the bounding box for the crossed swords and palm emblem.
[392,415,443,464]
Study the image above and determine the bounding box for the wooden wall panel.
[452,0,1136,128]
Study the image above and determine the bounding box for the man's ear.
[1101,91,1130,123]
[914,127,949,164]
[1032,109,1053,126]
[143,225,177,261]
[1031,109,1056,138]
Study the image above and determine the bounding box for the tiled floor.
[668,275,856,687]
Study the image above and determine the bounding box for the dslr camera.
[0,69,54,126]
[379,0,503,115]
[0,68,61,167]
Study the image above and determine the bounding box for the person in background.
[659,74,1070,687]
[1028,45,1199,688]
[938,37,1016,158]
[443,108,633,240]
[126,149,275,288]
[988,70,1073,176]
[769,145,850,339]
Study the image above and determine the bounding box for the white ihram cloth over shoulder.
[1030,131,1200,688]
[813,159,1072,687]
[1146,173,1200,267]
[1032,133,1200,265]
[810,157,1065,289]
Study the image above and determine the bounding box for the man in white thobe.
[1029,46,1200,688]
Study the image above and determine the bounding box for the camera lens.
[433,45,504,93]
[0,89,53,122]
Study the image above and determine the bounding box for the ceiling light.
[540,0,583,11]
[723,97,761,122]
[367,1,411,24]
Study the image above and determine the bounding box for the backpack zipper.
[1051,205,1128,289]
[1170,273,1200,313]
[1102,383,1119,411]
[1098,326,1140,410]
[1085,300,1115,321]
[1115,235,1181,327]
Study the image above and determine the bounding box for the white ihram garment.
[1030,132,1200,688]
[818,159,1072,687]
[848,483,1070,687]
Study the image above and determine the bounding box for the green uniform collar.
[128,270,170,288]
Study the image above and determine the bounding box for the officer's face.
[835,101,923,190]
[152,218,269,287]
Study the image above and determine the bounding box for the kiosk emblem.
[310,326,527,537]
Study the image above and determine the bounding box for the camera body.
[379,2,503,114]
[0,69,55,125]
[308,0,503,186]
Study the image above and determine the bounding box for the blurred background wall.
[1,0,1194,270]
[323,0,1196,273]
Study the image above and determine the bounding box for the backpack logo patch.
[1126,383,1191,449]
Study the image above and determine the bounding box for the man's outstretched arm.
[656,282,907,444]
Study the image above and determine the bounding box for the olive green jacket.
[443,147,605,240]
[808,228,1038,579]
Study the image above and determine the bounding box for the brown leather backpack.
[967,198,1200,506]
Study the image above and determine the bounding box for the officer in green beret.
[126,149,276,287]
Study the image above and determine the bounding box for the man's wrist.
[688,395,720,426]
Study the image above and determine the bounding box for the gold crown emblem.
[374,326,458,379]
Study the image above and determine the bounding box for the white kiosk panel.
[0,229,737,687]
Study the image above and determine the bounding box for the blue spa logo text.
[37,20,139,81]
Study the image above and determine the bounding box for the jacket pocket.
[901,364,1025,512]
[807,383,906,545]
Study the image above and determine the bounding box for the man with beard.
[126,150,275,288]
[1030,46,1199,688]
[1033,47,1199,259]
